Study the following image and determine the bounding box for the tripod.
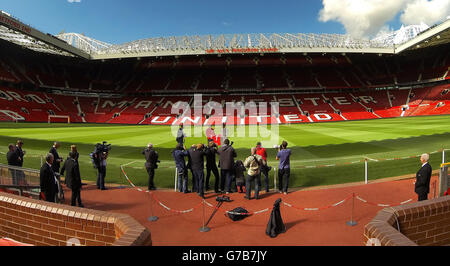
[204,200,223,227]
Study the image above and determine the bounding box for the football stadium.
[0,1,449,251]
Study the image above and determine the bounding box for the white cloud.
[319,0,407,38]
[400,0,450,26]
[67,0,81,3]
[318,0,449,38]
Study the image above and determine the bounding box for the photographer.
[91,141,111,190]
[276,141,291,195]
[172,143,190,193]
[97,151,108,190]
[142,143,159,191]
[244,147,266,200]
[256,142,271,192]
[217,139,237,194]
[205,140,220,193]
[187,144,197,192]
[188,144,207,198]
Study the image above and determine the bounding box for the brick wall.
[0,192,151,246]
[364,195,450,246]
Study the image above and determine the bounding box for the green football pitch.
[1,115,449,189]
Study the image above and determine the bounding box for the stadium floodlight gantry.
[53,18,449,60]
[0,25,74,57]
[56,32,112,55]
[81,32,396,59]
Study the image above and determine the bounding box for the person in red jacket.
[256,142,271,192]
[444,188,450,196]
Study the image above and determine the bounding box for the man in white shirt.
[221,123,228,145]
[415,153,432,201]
[176,124,186,145]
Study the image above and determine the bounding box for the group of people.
[40,143,84,207]
[6,140,84,207]
[170,124,292,199]
[6,140,25,185]
[4,128,434,206]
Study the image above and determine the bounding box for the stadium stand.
[1,84,450,125]
[0,26,449,126]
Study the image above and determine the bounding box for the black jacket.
[172,149,188,169]
[7,151,20,166]
[143,148,159,169]
[188,147,206,171]
[61,158,81,190]
[205,146,218,167]
[49,147,62,173]
[15,146,24,167]
[40,163,58,196]
[217,144,237,170]
[415,163,432,195]
[266,198,286,238]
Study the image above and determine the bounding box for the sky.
[0,0,449,45]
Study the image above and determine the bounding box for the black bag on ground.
[227,207,249,221]
[266,198,286,238]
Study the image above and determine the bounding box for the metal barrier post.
[274,167,277,192]
[346,193,358,226]
[199,199,210,232]
[365,159,368,184]
[147,191,159,222]
[174,167,178,192]
[433,180,437,199]
[443,149,446,165]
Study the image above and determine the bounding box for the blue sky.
[0,0,447,44]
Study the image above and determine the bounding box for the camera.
[89,141,111,168]
[216,195,232,202]
[95,141,112,153]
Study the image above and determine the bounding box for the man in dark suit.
[205,140,220,193]
[142,143,159,190]
[15,140,25,167]
[217,139,237,194]
[40,153,58,203]
[61,152,83,207]
[15,140,25,185]
[49,142,63,174]
[415,153,432,201]
[188,144,206,198]
[172,143,190,193]
[7,144,19,185]
[187,144,197,192]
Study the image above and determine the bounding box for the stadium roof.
[1,9,449,60]
[0,10,89,59]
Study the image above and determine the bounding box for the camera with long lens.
[216,195,232,202]
[95,141,112,153]
[90,141,111,168]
